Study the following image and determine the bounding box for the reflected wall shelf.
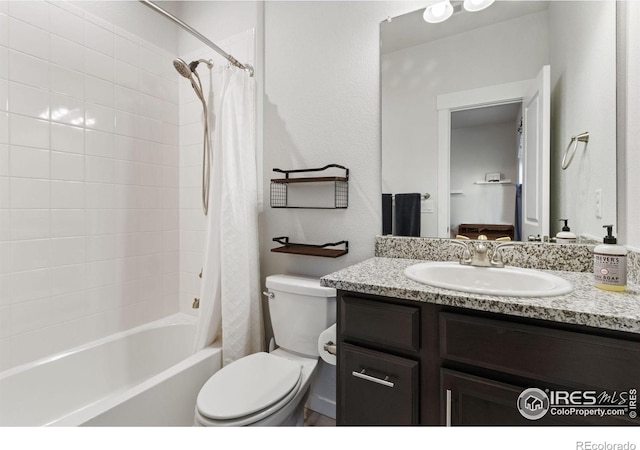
[474,180,513,185]
[270,164,349,209]
[271,237,348,258]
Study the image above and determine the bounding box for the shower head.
[174,58,213,80]
[173,58,192,79]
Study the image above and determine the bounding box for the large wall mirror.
[381,1,617,242]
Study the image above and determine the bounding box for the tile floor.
[304,408,336,426]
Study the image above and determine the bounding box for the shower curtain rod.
[138,0,254,77]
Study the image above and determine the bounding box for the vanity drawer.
[341,296,420,352]
[440,312,640,389]
[339,343,419,425]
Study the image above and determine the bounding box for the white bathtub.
[0,313,221,426]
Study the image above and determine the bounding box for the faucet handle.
[490,242,516,267]
[450,240,472,265]
[490,251,504,268]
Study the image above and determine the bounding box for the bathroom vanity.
[321,241,640,426]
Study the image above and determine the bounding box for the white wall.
[382,10,548,236]
[450,122,518,235]
[0,0,180,371]
[548,1,617,241]
[175,1,259,55]
[263,1,409,280]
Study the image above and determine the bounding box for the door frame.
[436,79,534,238]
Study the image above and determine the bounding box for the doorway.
[450,103,522,240]
[436,66,550,240]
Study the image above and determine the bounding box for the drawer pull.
[351,369,395,388]
[446,389,452,427]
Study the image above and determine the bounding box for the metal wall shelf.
[270,164,349,209]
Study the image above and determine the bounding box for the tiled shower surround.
[0,1,180,370]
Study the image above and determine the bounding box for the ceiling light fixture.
[463,0,495,13]
[423,0,454,24]
[424,0,495,24]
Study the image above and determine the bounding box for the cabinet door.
[339,343,419,425]
[441,369,574,426]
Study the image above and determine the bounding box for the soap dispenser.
[593,225,627,292]
[556,219,577,244]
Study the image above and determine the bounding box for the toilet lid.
[197,352,302,420]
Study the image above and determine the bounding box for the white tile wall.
[0,0,180,371]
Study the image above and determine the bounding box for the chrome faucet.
[452,235,513,268]
[468,235,493,267]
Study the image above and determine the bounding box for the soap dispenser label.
[594,253,627,286]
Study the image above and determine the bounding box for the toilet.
[194,274,336,426]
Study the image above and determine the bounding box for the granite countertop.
[321,257,640,334]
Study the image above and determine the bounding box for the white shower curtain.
[193,66,263,366]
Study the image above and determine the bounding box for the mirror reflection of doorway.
[450,102,522,240]
[437,65,550,241]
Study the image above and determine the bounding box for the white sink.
[404,262,573,297]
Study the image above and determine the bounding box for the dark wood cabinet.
[337,290,640,426]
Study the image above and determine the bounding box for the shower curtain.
[193,66,263,366]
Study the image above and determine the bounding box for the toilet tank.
[266,275,336,357]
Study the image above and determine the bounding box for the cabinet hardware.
[351,369,394,388]
[446,389,452,427]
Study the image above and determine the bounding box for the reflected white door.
[521,65,550,240]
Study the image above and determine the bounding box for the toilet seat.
[196,352,302,426]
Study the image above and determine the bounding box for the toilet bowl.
[194,275,336,427]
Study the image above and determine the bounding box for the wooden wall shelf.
[271,237,348,258]
[474,180,513,185]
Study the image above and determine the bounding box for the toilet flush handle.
[323,341,337,355]
[262,291,274,300]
